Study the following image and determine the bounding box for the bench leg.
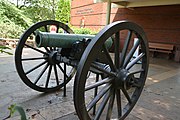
[167,53,171,59]
[152,51,156,58]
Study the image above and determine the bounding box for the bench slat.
[149,49,172,53]
[149,43,174,51]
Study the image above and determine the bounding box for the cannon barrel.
[35,32,113,48]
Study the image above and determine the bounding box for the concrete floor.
[0,50,180,120]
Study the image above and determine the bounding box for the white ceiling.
[94,0,180,8]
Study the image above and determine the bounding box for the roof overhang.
[94,0,180,8]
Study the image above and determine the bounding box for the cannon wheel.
[15,20,76,92]
[74,21,149,120]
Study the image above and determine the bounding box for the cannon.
[15,20,149,120]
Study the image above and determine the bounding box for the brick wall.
[71,1,180,46]
[112,5,180,46]
[71,0,108,30]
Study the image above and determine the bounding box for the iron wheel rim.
[15,20,76,92]
[74,21,149,120]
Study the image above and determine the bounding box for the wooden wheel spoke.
[32,31,36,35]
[132,77,142,88]
[91,62,116,77]
[122,88,132,104]
[56,25,59,33]
[102,45,116,71]
[44,47,50,53]
[114,32,120,69]
[116,89,122,118]
[54,65,59,86]
[63,63,67,97]
[68,68,76,80]
[132,82,141,88]
[106,88,115,120]
[93,74,100,115]
[21,56,48,61]
[123,39,140,68]
[126,53,145,70]
[44,25,48,32]
[34,63,49,84]
[120,31,132,67]
[87,84,111,112]
[49,47,53,51]
[129,69,144,75]
[45,65,52,88]
[94,89,111,120]
[25,60,47,75]
[57,64,69,78]
[24,44,48,55]
[85,77,113,91]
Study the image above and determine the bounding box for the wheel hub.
[47,50,59,65]
[114,69,134,90]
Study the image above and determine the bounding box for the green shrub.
[0,1,32,29]
[0,21,24,38]
[72,27,98,35]
[0,0,32,39]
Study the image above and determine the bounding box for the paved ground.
[0,49,180,120]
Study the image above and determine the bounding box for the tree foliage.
[0,0,32,27]
[56,0,70,23]
[21,0,57,22]
[0,0,71,39]
[0,0,33,38]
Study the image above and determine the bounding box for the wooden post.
[106,0,112,25]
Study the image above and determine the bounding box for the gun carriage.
[15,20,149,120]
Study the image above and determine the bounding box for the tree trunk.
[52,0,55,20]
[17,0,19,8]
